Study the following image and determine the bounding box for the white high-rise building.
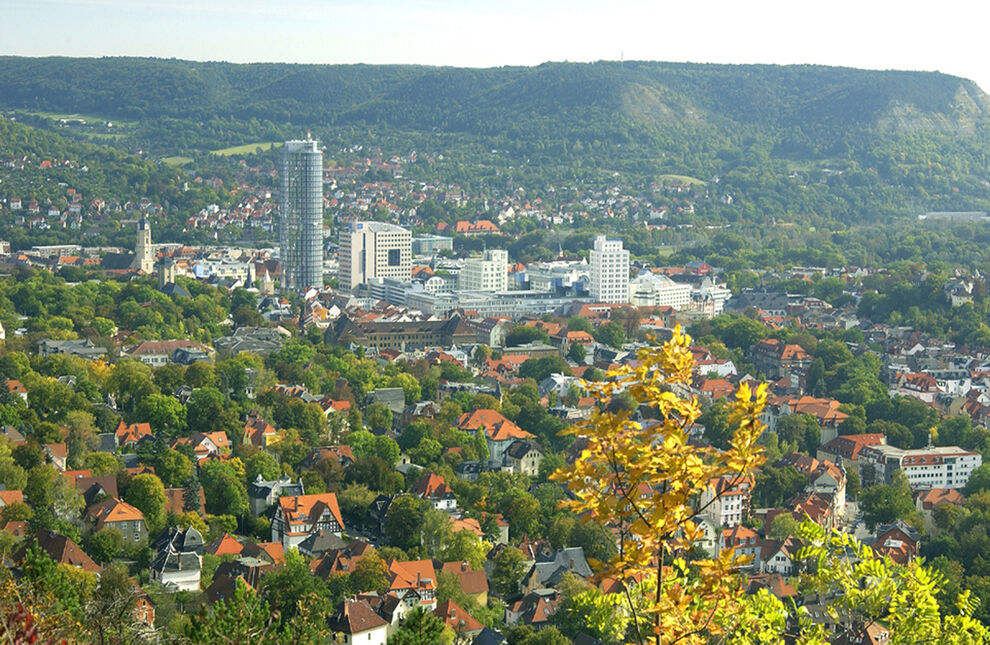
[459,249,508,292]
[589,236,629,304]
[338,222,412,292]
[280,138,324,294]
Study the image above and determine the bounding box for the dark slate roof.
[473,628,506,645]
[297,528,348,557]
[100,252,135,271]
[160,282,192,299]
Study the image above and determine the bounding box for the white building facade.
[589,236,629,304]
[338,221,412,292]
[459,249,508,292]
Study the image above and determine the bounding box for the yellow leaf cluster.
[550,326,767,645]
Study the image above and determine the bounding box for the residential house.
[115,421,153,448]
[0,490,23,509]
[440,561,489,607]
[327,599,389,645]
[270,492,345,550]
[125,340,213,367]
[434,599,484,642]
[247,474,304,516]
[16,531,100,573]
[386,559,438,611]
[86,498,148,544]
[457,409,534,465]
[760,537,801,575]
[719,525,761,569]
[699,476,753,528]
[817,433,887,473]
[504,441,543,477]
[520,547,593,595]
[150,526,204,592]
[749,339,812,379]
[410,473,457,512]
[915,487,965,534]
[5,379,27,403]
[505,590,560,629]
[189,431,231,456]
[874,520,921,564]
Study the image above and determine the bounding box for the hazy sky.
[2,0,989,92]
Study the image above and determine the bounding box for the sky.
[2,0,989,92]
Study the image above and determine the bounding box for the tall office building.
[338,221,412,292]
[459,249,508,292]
[280,138,323,294]
[589,235,630,303]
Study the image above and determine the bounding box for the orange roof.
[115,421,152,445]
[449,517,483,537]
[388,559,437,593]
[457,409,532,442]
[917,487,964,511]
[207,533,244,557]
[276,493,345,536]
[410,473,454,500]
[87,498,145,531]
[434,599,483,633]
[0,490,24,506]
[5,379,26,395]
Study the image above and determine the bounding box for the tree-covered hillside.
[3,57,990,224]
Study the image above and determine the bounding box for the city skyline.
[2,0,989,93]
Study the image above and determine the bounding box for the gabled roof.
[87,498,145,530]
[18,531,100,573]
[916,487,964,511]
[276,493,345,535]
[434,599,483,633]
[388,559,437,593]
[328,599,388,635]
[206,533,243,557]
[457,409,533,442]
[410,473,455,500]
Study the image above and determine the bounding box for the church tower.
[157,256,175,289]
[132,216,154,274]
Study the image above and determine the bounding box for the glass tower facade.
[280,138,323,294]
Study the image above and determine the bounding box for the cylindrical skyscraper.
[280,138,323,294]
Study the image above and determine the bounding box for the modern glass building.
[280,138,323,294]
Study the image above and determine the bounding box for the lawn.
[162,156,194,167]
[211,141,283,156]
[657,174,706,186]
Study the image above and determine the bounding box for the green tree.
[186,386,239,435]
[187,578,280,644]
[349,551,388,594]
[387,606,453,645]
[155,449,193,488]
[199,460,249,517]
[135,393,186,434]
[567,342,586,364]
[859,473,917,530]
[244,451,280,482]
[364,402,394,432]
[490,547,526,598]
[593,321,625,348]
[385,495,427,551]
[125,473,167,534]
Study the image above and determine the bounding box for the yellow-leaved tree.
[551,327,990,645]
[551,326,768,644]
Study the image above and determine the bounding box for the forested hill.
[5,57,990,224]
[0,57,986,136]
